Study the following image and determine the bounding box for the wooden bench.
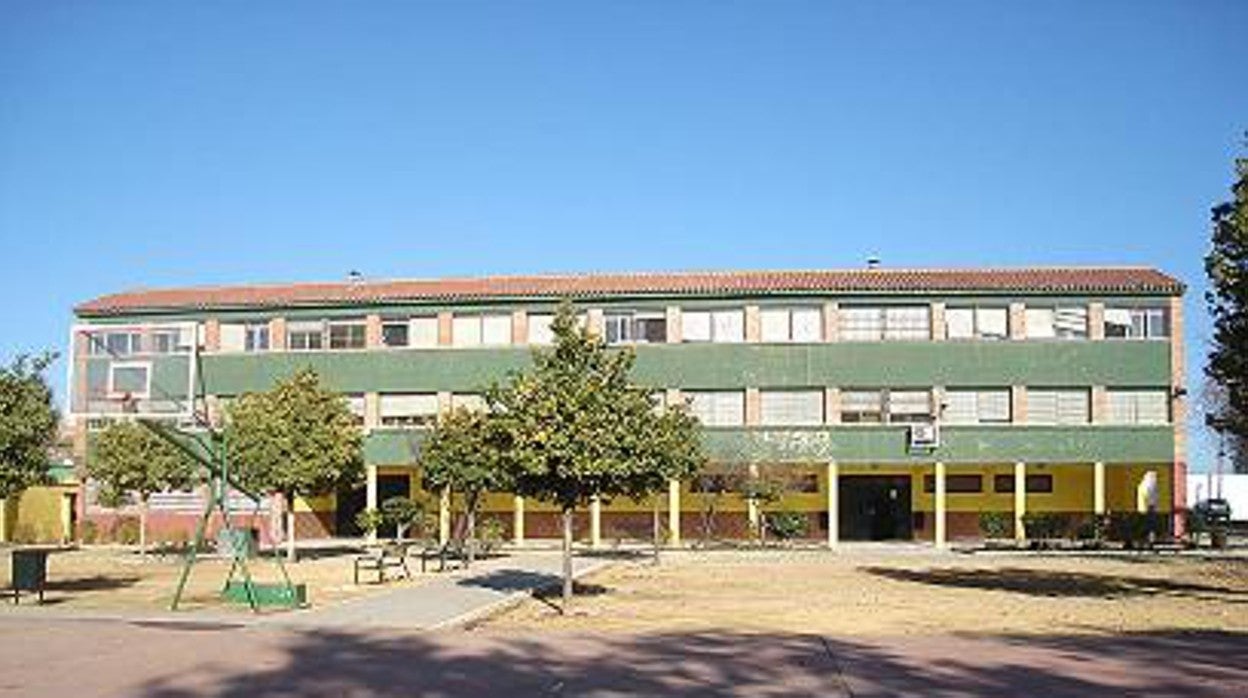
[353,543,411,584]
[419,541,470,573]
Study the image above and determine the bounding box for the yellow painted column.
[747,462,761,537]
[1014,462,1027,542]
[60,493,74,544]
[439,486,451,545]
[513,495,525,545]
[934,462,947,549]
[365,465,378,543]
[0,498,8,543]
[667,479,681,546]
[1093,461,1106,515]
[590,495,602,549]
[826,461,839,548]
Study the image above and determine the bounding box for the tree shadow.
[861,565,1248,603]
[127,628,1248,697]
[46,574,141,592]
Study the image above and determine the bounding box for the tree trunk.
[651,498,661,565]
[285,495,297,563]
[561,507,574,612]
[139,498,149,558]
[0,498,8,543]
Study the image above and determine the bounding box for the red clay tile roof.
[75,267,1184,316]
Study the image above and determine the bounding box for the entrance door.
[839,475,913,541]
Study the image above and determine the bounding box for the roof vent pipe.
[347,270,364,284]
[866,257,881,270]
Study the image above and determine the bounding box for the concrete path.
[272,551,609,630]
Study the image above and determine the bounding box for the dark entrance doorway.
[335,474,413,537]
[839,475,913,541]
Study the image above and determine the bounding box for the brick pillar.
[1011,386,1028,424]
[203,319,221,352]
[930,302,947,341]
[745,388,761,426]
[365,314,382,348]
[511,310,528,344]
[364,392,380,430]
[587,308,604,337]
[1088,302,1105,340]
[1170,295,1187,535]
[823,302,840,342]
[437,312,453,346]
[268,317,287,351]
[744,305,761,343]
[825,387,841,424]
[1008,302,1026,340]
[1091,386,1109,424]
[437,391,453,414]
[665,387,682,409]
[665,306,682,343]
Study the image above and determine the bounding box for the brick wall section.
[930,302,946,341]
[745,388,761,426]
[1088,302,1105,340]
[587,308,604,336]
[511,310,527,344]
[665,306,681,343]
[825,387,841,424]
[364,393,380,429]
[204,319,221,351]
[1091,385,1108,424]
[744,305,761,342]
[1171,295,1187,532]
[1011,386,1028,424]
[437,312,453,346]
[268,317,287,350]
[1009,302,1026,340]
[365,314,382,348]
[823,302,839,342]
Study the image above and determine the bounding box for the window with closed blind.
[759,307,823,343]
[840,306,930,341]
[450,394,487,412]
[527,314,554,344]
[410,317,439,347]
[943,390,1011,424]
[759,390,824,426]
[1107,390,1169,424]
[379,394,439,427]
[452,314,512,347]
[682,309,745,343]
[1026,389,1090,425]
[685,391,745,426]
[945,307,1008,340]
[1025,307,1088,339]
[840,389,931,423]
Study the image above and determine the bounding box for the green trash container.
[11,548,49,604]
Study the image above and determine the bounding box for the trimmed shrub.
[978,511,1013,539]
[1021,512,1070,540]
[764,510,808,541]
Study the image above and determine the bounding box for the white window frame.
[410,316,439,348]
[527,314,555,345]
[379,393,439,428]
[942,389,1011,425]
[327,321,367,350]
[760,307,823,343]
[759,390,824,426]
[685,391,745,426]
[1026,389,1091,425]
[380,319,410,348]
[1105,307,1168,340]
[1025,306,1088,340]
[946,307,1008,340]
[841,306,930,341]
[681,309,744,343]
[287,321,325,351]
[1107,390,1170,425]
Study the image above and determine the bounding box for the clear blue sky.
[1,1,1245,470]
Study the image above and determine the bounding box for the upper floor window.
[379,393,439,427]
[220,323,269,352]
[685,391,745,426]
[450,393,488,412]
[840,306,930,341]
[943,389,1011,425]
[91,331,142,356]
[245,325,269,351]
[328,321,367,350]
[759,390,824,426]
[1107,390,1169,424]
[1025,306,1088,340]
[1027,389,1090,425]
[1104,307,1167,339]
[604,311,667,344]
[381,319,409,348]
[411,317,439,348]
[453,314,512,347]
[150,330,186,354]
[841,389,932,424]
[945,307,1008,340]
[527,314,554,344]
[344,395,366,426]
[760,307,822,343]
[287,321,324,351]
[682,309,744,343]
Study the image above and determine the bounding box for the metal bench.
[419,541,469,573]
[353,543,412,584]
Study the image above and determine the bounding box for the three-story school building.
[67,266,1187,547]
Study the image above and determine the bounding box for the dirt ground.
[483,548,1248,636]
[0,544,420,612]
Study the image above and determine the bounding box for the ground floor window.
[993,473,1054,493]
[922,474,983,493]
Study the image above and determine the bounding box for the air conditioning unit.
[909,422,940,450]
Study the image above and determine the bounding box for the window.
[150,330,181,354]
[328,322,366,350]
[287,322,324,351]
[691,473,746,494]
[379,393,439,427]
[451,393,487,412]
[887,390,932,423]
[410,317,438,348]
[840,306,930,341]
[759,307,823,343]
[245,324,270,352]
[994,474,1054,493]
[381,320,409,348]
[527,314,554,344]
[453,314,512,347]
[943,390,1011,424]
[760,390,824,426]
[604,312,667,344]
[686,391,745,426]
[923,474,983,494]
[841,390,884,423]
[345,395,366,426]
[946,307,1008,340]
[1027,389,1090,425]
[219,324,246,352]
[1107,390,1169,424]
[682,309,744,343]
[783,473,820,493]
[1104,307,1167,339]
[92,331,142,356]
[1025,307,1088,340]
[109,362,150,398]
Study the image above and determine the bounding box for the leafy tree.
[0,353,59,542]
[224,368,364,561]
[1205,146,1248,472]
[490,302,705,608]
[420,407,512,566]
[87,421,198,555]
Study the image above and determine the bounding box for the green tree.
[0,353,59,542]
[1205,146,1248,472]
[490,303,705,608]
[224,368,364,561]
[87,421,198,554]
[420,407,512,566]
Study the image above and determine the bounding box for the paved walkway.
[272,551,609,630]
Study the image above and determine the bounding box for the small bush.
[477,517,506,550]
[764,510,807,541]
[354,508,384,536]
[79,520,99,544]
[1102,512,1158,548]
[1021,513,1070,540]
[978,511,1013,539]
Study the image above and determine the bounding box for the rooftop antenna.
[347,270,364,284]
[866,256,881,270]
